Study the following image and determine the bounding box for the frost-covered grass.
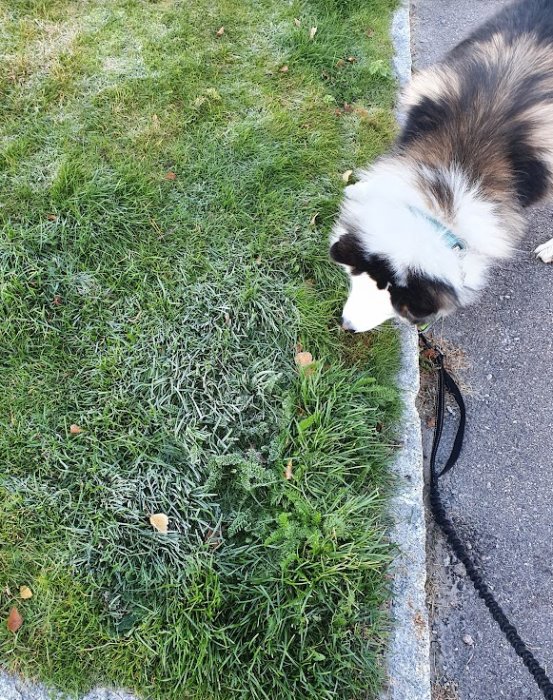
[0,1,400,698]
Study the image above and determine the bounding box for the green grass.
[0,0,400,698]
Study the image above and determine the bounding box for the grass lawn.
[0,0,401,698]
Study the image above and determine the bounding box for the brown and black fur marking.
[331,0,553,328]
[399,0,553,219]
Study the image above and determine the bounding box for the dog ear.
[331,233,394,289]
[330,233,364,267]
[330,233,393,278]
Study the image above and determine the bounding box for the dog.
[331,0,553,332]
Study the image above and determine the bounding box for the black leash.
[420,333,553,699]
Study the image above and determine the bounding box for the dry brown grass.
[432,681,459,700]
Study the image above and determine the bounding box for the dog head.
[330,176,461,332]
[330,231,459,330]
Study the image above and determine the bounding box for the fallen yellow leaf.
[309,212,319,226]
[19,586,33,600]
[149,513,169,533]
[342,169,353,183]
[284,460,293,480]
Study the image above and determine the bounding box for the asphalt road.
[413,1,553,698]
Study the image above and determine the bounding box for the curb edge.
[382,3,432,698]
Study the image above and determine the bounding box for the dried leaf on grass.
[19,586,33,600]
[7,607,23,633]
[342,169,353,183]
[309,26,317,39]
[295,351,313,367]
[164,171,177,181]
[284,460,293,480]
[205,526,223,549]
[295,351,316,376]
[150,513,168,533]
[279,65,289,73]
[69,424,83,434]
[293,18,301,27]
[354,107,370,118]
[216,26,225,37]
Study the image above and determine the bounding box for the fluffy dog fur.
[331,0,553,332]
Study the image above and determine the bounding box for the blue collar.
[408,205,465,251]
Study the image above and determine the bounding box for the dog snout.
[341,316,356,332]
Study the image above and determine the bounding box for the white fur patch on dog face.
[341,272,396,332]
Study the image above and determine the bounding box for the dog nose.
[341,316,355,332]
